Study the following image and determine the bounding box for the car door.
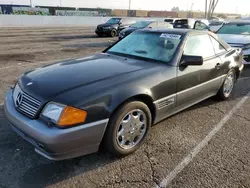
[209,35,230,77]
[176,34,222,110]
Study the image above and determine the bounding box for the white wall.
[0,15,165,27]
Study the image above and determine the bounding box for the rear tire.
[216,69,236,100]
[103,101,152,156]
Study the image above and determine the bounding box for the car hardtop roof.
[225,20,250,24]
[136,20,155,22]
[137,28,209,35]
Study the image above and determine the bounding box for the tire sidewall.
[110,29,117,37]
[219,69,236,99]
[105,101,152,156]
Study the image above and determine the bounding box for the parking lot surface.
[0,27,250,188]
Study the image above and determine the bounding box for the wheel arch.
[110,94,156,126]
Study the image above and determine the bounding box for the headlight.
[41,102,87,127]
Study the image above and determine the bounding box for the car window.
[209,36,226,54]
[184,35,215,58]
[107,18,121,24]
[194,22,208,30]
[165,19,173,23]
[174,19,189,28]
[217,23,250,35]
[107,32,182,63]
[148,22,158,28]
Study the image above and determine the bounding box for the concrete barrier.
[0,15,165,27]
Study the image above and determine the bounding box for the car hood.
[121,27,138,35]
[97,23,117,27]
[217,34,250,45]
[19,54,153,99]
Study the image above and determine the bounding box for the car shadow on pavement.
[48,35,100,40]
[63,42,113,49]
[19,151,117,188]
[0,104,118,188]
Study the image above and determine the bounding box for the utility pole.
[30,0,32,7]
[129,0,131,10]
[60,0,62,7]
[205,0,207,18]
[190,3,194,11]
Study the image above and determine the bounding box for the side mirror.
[180,55,203,66]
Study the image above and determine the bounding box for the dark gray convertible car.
[5,29,244,160]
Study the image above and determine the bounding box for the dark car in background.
[119,20,173,40]
[173,18,210,30]
[164,18,178,25]
[95,17,136,37]
[5,28,243,160]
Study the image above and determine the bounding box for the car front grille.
[244,55,250,62]
[13,84,41,118]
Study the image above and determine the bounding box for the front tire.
[110,29,118,37]
[216,69,236,100]
[103,101,152,156]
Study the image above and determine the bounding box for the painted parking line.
[158,90,250,188]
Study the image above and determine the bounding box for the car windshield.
[217,23,250,35]
[165,19,174,23]
[130,21,152,28]
[107,32,182,63]
[107,18,121,24]
[174,19,188,25]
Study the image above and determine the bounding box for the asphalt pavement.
[0,27,250,188]
[0,67,249,188]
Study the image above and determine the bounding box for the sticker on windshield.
[160,33,181,39]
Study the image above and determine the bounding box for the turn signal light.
[58,106,87,127]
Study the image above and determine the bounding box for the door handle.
[215,63,221,69]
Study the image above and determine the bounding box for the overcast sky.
[0,0,248,14]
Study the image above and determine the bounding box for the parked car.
[209,20,224,32]
[5,29,243,160]
[119,20,173,40]
[216,20,250,64]
[173,18,209,30]
[95,17,136,37]
[164,18,178,25]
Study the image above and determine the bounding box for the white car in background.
[216,21,250,64]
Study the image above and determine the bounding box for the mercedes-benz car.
[119,20,173,40]
[216,21,250,64]
[5,29,243,160]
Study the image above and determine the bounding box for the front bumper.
[4,89,108,160]
[95,28,112,35]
